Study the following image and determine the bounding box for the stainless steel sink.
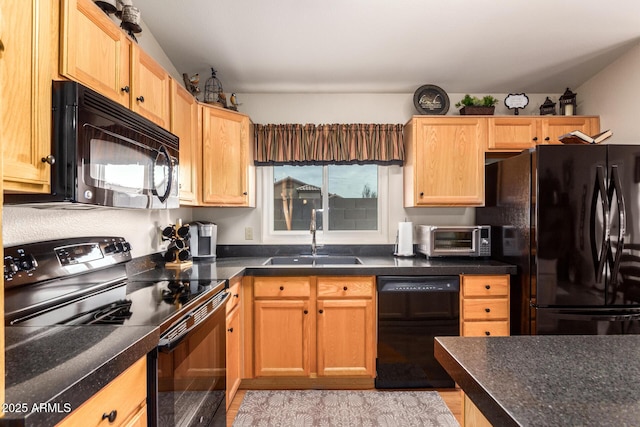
[265,255,362,265]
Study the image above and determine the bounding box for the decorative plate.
[413,85,450,115]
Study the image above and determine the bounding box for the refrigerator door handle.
[609,165,626,291]
[591,166,610,283]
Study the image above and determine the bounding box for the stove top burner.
[64,299,133,325]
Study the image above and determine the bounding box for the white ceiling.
[132,0,640,94]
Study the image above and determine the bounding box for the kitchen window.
[264,165,388,243]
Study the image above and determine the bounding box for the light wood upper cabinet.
[130,44,170,128]
[60,0,131,107]
[2,0,56,193]
[201,105,255,206]
[404,116,486,207]
[487,116,600,152]
[170,80,199,205]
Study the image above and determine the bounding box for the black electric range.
[4,237,228,427]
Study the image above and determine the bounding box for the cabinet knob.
[279,286,284,291]
[41,155,56,165]
[121,85,130,93]
[485,331,491,336]
[234,293,239,298]
[243,191,248,196]
[485,308,491,313]
[303,310,308,314]
[319,309,324,314]
[0,39,5,54]
[343,286,348,291]
[102,410,117,423]
[227,327,234,333]
[545,137,550,141]
[532,137,538,142]
[485,285,491,290]
[419,192,424,197]
[136,95,145,103]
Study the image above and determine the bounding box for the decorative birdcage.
[204,68,223,104]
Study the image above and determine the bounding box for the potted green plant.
[455,94,499,115]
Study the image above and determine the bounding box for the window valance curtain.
[254,123,404,165]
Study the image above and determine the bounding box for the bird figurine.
[217,92,228,108]
[229,93,241,111]
[182,73,200,97]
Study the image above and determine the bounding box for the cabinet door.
[226,305,241,409]
[201,106,253,206]
[407,117,486,206]
[170,80,199,205]
[2,0,54,193]
[487,117,538,152]
[254,299,311,377]
[317,299,374,377]
[60,0,131,107]
[131,44,171,128]
[542,116,599,145]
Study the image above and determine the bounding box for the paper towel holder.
[394,221,415,257]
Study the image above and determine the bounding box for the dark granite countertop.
[2,325,159,427]
[128,254,516,282]
[435,335,640,427]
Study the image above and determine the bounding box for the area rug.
[232,390,459,426]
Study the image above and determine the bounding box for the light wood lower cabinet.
[226,277,242,408]
[250,276,376,379]
[56,357,147,427]
[463,394,492,427]
[460,275,510,337]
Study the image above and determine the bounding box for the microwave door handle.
[151,145,172,203]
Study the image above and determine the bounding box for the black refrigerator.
[478,144,640,335]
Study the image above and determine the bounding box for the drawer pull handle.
[227,327,233,333]
[319,309,324,314]
[485,308,491,313]
[102,410,117,423]
[485,285,491,290]
[343,286,348,291]
[485,331,491,336]
[279,286,284,291]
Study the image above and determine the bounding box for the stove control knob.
[104,243,117,254]
[122,242,132,252]
[18,254,38,272]
[115,242,125,253]
[4,257,19,279]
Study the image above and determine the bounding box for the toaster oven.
[416,225,491,258]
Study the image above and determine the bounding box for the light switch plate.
[245,226,253,240]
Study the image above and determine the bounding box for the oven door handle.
[158,291,230,353]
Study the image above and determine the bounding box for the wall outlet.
[245,226,254,240]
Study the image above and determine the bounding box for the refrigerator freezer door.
[535,145,608,307]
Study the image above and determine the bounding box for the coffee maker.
[189,221,217,259]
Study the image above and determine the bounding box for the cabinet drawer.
[56,357,146,427]
[462,275,509,297]
[462,299,509,320]
[227,277,241,314]
[317,276,374,298]
[254,277,310,298]
[463,321,510,337]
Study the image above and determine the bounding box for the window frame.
[261,165,389,244]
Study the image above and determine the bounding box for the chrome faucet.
[310,208,323,256]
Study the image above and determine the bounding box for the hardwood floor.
[226,388,463,426]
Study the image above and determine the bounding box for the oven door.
[156,291,229,426]
[430,227,478,256]
[78,123,178,209]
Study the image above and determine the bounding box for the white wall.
[577,41,640,144]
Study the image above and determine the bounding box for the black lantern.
[204,68,223,105]
[559,88,577,116]
[539,97,556,115]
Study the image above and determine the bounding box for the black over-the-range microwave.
[5,81,179,209]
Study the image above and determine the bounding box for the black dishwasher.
[376,276,459,389]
